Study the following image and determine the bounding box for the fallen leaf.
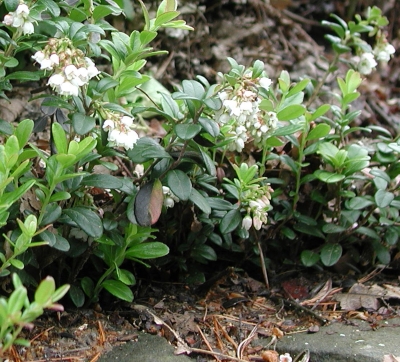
[335,283,382,311]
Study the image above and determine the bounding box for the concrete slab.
[98,332,193,362]
[273,317,400,362]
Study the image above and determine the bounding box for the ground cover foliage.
[0,0,400,359]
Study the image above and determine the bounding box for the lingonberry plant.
[0,0,397,353]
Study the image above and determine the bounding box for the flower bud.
[3,14,14,26]
[242,215,253,230]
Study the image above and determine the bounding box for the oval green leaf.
[320,244,342,267]
[166,169,192,201]
[219,209,241,234]
[125,241,169,259]
[63,207,103,238]
[102,280,133,302]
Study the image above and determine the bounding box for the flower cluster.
[2,3,35,35]
[102,114,139,150]
[215,75,277,151]
[241,184,272,231]
[352,34,395,75]
[162,186,180,208]
[32,38,100,96]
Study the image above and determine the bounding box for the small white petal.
[102,119,115,131]
[48,73,65,87]
[121,116,134,127]
[22,21,34,34]
[59,81,79,96]
[40,58,53,70]
[3,14,14,26]
[32,51,45,64]
[16,4,30,16]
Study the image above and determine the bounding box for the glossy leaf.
[375,189,394,208]
[175,124,202,140]
[219,209,241,234]
[301,250,320,267]
[166,169,192,201]
[306,124,331,141]
[189,188,211,214]
[128,137,171,163]
[134,179,163,226]
[125,241,169,259]
[320,244,342,266]
[63,207,103,238]
[102,280,133,302]
[81,174,123,189]
[72,113,96,135]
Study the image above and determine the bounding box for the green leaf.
[199,148,216,176]
[81,174,123,189]
[372,241,390,265]
[35,276,55,305]
[52,122,67,154]
[53,234,70,251]
[384,228,398,246]
[322,224,346,234]
[102,280,133,302]
[8,286,27,314]
[375,189,394,208]
[191,244,217,262]
[346,196,374,210]
[140,30,158,46]
[189,188,211,214]
[175,124,202,140]
[314,170,345,183]
[270,123,304,137]
[69,285,85,307]
[5,71,41,81]
[38,0,61,16]
[81,277,94,298]
[154,11,180,28]
[116,268,136,285]
[72,113,96,135]
[9,259,24,269]
[41,203,62,225]
[181,80,205,99]
[134,179,163,226]
[219,209,241,234]
[207,197,235,211]
[301,250,320,267]
[63,207,103,238]
[251,59,264,79]
[277,105,305,121]
[309,104,331,121]
[92,4,122,21]
[4,0,19,11]
[15,119,34,148]
[125,241,169,259]
[128,137,171,163]
[0,119,13,135]
[306,124,331,141]
[166,169,192,201]
[49,191,71,202]
[320,244,342,266]
[198,117,220,137]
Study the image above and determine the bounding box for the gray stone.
[98,332,193,362]
[273,317,400,362]
[98,318,400,361]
